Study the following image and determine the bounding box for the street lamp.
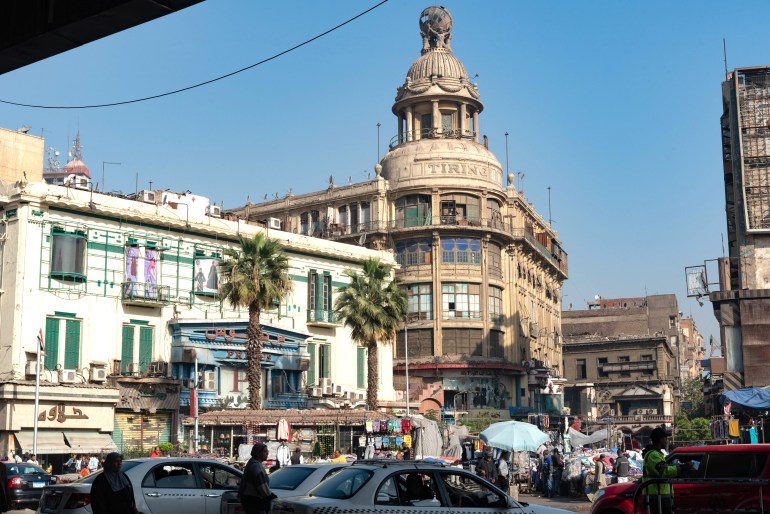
[404,313,410,417]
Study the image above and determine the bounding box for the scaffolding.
[738,68,770,229]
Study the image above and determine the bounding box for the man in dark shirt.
[476,451,497,483]
[614,453,631,484]
[550,449,564,497]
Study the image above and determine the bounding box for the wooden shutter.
[357,347,366,389]
[121,326,134,373]
[63,320,80,369]
[139,327,153,373]
[307,343,316,386]
[44,317,60,370]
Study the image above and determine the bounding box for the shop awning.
[14,431,70,454]
[63,431,117,454]
[721,388,770,409]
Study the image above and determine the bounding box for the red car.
[591,444,770,514]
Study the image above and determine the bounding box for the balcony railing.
[389,129,478,149]
[121,282,171,305]
[306,309,341,325]
[313,216,568,277]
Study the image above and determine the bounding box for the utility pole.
[377,123,381,162]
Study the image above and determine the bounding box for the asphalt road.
[519,492,593,512]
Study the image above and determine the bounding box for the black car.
[4,462,56,509]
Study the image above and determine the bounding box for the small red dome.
[63,159,90,178]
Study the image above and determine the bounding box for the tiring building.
[227,6,569,418]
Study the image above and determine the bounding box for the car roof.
[674,444,770,453]
[126,457,237,465]
[349,460,449,470]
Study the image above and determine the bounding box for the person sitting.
[404,474,434,505]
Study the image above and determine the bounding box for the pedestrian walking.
[290,447,304,465]
[541,453,553,498]
[88,454,99,473]
[476,450,497,483]
[551,449,564,497]
[587,454,608,501]
[90,453,138,514]
[497,451,511,494]
[239,443,276,514]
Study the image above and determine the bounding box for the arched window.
[441,238,481,265]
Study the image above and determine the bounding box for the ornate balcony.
[389,129,478,150]
[306,309,341,327]
[121,282,171,306]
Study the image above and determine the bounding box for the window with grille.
[442,283,480,319]
[308,271,333,322]
[300,213,308,235]
[441,238,481,265]
[395,239,432,267]
[442,328,483,356]
[396,195,431,227]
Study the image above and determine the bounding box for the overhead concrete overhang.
[1,0,204,75]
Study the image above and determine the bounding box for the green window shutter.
[308,271,317,318]
[321,344,331,378]
[307,344,316,386]
[323,273,332,318]
[357,347,366,389]
[138,327,153,373]
[44,317,60,371]
[121,326,134,373]
[63,320,81,369]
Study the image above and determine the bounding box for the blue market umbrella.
[479,420,549,452]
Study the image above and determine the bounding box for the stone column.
[398,113,404,145]
[473,110,479,143]
[406,107,414,142]
[481,236,490,357]
[459,103,467,135]
[432,231,442,356]
[432,100,440,135]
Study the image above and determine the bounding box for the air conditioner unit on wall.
[267,218,281,230]
[140,190,156,204]
[90,367,107,382]
[25,361,39,377]
[202,370,216,390]
[206,205,222,218]
[333,384,344,397]
[309,387,323,398]
[59,369,77,383]
[320,377,332,389]
[149,361,168,377]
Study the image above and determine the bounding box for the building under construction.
[709,67,770,390]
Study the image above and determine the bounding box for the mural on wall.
[124,246,159,299]
[444,376,510,409]
[194,258,219,293]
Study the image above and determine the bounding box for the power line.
[0,0,390,110]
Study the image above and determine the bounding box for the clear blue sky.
[4,0,769,347]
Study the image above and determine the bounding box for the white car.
[269,463,348,498]
[272,460,572,514]
[37,458,242,514]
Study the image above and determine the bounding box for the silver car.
[272,461,572,514]
[269,463,348,498]
[37,458,242,514]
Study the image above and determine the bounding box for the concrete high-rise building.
[704,67,770,390]
[227,6,568,417]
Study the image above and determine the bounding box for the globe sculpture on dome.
[419,5,452,52]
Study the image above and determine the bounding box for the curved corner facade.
[228,6,569,419]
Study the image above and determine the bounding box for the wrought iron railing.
[389,129,477,149]
[306,309,340,324]
[121,282,171,304]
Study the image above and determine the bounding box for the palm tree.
[219,232,291,409]
[335,258,407,410]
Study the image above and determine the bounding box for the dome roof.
[63,159,90,177]
[407,49,467,81]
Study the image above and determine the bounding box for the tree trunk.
[367,340,379,410]
[247,302,262,410]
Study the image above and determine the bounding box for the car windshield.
[269,467,316,490]
[309,468,372,499]
[6,464,45,476]
[74,461,141,483]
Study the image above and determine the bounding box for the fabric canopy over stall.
[14,431,70,454]
[63,431,118,454]
[721,388,770,409]
[568,428,619,446]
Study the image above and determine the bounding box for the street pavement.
[518,492,593,512]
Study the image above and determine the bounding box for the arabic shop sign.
[203,328,293,344]
[212,350,274,363]
[37,403,89,423]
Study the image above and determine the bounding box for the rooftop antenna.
[517,171,526,192]
[723,38,728,77]
[504,132,509,176]
[547,186,552,226]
